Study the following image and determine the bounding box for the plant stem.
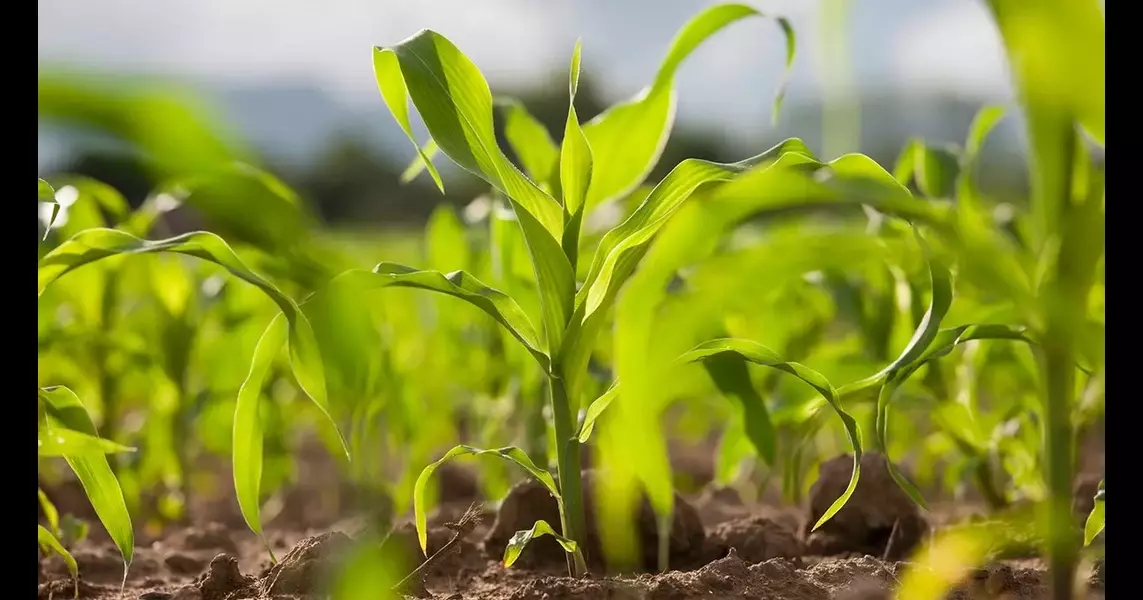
[1042,338,1078,600]
[549,373,586,577]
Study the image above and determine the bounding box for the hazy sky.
[38,0,1013,132]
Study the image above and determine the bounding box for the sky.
[38,0,1015,163]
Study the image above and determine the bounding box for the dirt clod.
[483,470,705,571]
[259,531,351,597]
[197,554,255,600]
[1089,558,1104,589]
[805,453,927,560]
[705,515,804,564]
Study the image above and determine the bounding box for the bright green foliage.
[38,525,78,596]
[39,178,61,241]
[370,3,801,574]
[38,424,136,457]
[1084,480,1104,547]
[503,520,582,569]
[39,386,134,580]
[38,227,349,543]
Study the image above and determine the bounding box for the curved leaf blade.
[342,266,552,372]
[373,31,574,354]
[39,178,56,201]
[503,519,580,568]
[39,489,61,537]
[497,98,559,187]
[1084,481,1105,546]
[372,31,563,237]
[373,48,444,193]
[38,425,137,457]
[577,382,618,443]
[561,39,593,218]
[964,105,1008,162]
[560,39,594,264]
[232,313,289,558]
[581,3,796,208]
[39,524,79,593]
[398,139,441,186]
[413,445,557,555]
[577,138,811,320]
[39,386,134,571]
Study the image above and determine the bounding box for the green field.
[37,2,1104,599]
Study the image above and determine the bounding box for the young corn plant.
[38,384,135,595]
[39,181,136,592]
[360,3,798,575]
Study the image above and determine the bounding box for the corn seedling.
[367,3,801,575]
[38,385,136,594]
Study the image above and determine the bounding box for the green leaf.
[892,139,921,185]
[581,3,796,208]
[577,138,810,321]
[39,424,137,457]
[861,240,954,510]
[675,339,862,530]
[373,31,575,353]
[373,49,445,193]
[503,519,579,568]
[38,386,134,574]
[323,267,550,372]
[232,313,289,559]
[37,228,349,460]
[964,105,1008,163]
[1083,481,1104,546]
[916,324,1033,366]
[873,379,930,509]
[915,144,960,199]
[846,236,954,393]
[372,32,563,237]
[39,524,79,594]
[39,489,61,537]
[559,39,594,264]
[398,139,441,186]
[700,353,777,466]
[39,178,61,242]
[39,178,56,201]
[498,99,559,187]
[413,445,557,555]
[577,382,618,443]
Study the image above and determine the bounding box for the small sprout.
[502,519,583,571]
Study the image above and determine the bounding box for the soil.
[38,446,1107,600]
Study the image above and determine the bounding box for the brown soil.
[38,450,1106,600]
